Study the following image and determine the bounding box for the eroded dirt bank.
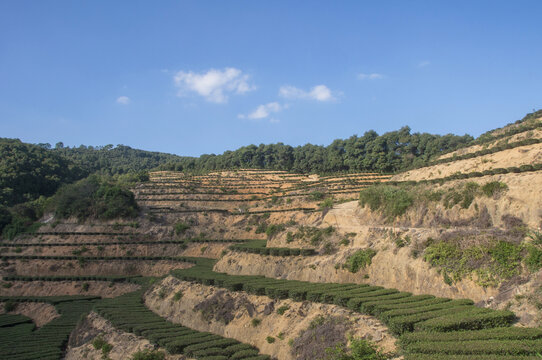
[0,259,192,277]
[0,280,139,298]
[6,242,230,259]
[144,276,397,360]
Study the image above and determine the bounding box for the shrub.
[424,239,522,286]
[173,290,183,301]
[310,191,326,201]
[175,222,190,235]
[320,197,334,210]
[266,336,275,344]
[525,245,542,272]
[101,343,113,359]
[359,185,413,218]
[481,181,508,197]
[4,300,16,312]
[276,305,289,315]
[131,349,166,360]
[265,224,284,238]
[251,318,261,327]
[344,249,376,273]
[92,335,108,350]
[324,337,386,360]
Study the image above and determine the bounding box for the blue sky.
[1,1,541,156]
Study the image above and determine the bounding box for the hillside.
[1,113,542,359]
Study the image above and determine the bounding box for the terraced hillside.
[1,114,542,359]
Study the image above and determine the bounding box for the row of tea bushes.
[0,297,98,359]
[0,314,33,328]
[94,290,270,360]
[172,262,515,335]
[169,261,542,358]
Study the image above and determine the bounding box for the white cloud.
[269,118,280,124]
[278,84,335,102]
[238,102,285,120]
[418,60,431,68]
[116,96,131,105]
[174,67,255,103]
[358,73,384,80]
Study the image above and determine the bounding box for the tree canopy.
[159,126,473,174]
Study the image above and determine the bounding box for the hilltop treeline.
[160,126,473,174]
[0,139,180,207]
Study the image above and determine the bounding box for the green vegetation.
[358,180,510,221]
[325,337,386,360]
[3,300,16,312]
[320,197,335,210]
[175,222,191,235]
[481,181,508,197]
[173,290,184,301]
[131,349,166,360]
[50,175,139,220]
[92,335,113,359]
[158,126,473,173]
[293,225,335,245]
[443,182,479,209]
[344,249,377,273]
[230,240,316,256]
[524,231,542,272]
[265,224,285,238]
[95,288,269,359]
[276,305,290,315]
[359,185,414,218]
[0,138,83,207]
[0,297,98,359]
[423,240,522,287]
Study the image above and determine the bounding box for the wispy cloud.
[418,60,431,68]
[357,73,384,80]
[116,96,131,105]
[278,84,336,102]
[174,67,255,103]
[238,102,285,120]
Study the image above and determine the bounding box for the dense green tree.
[50,175,139,221]
[0,138,84,206]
